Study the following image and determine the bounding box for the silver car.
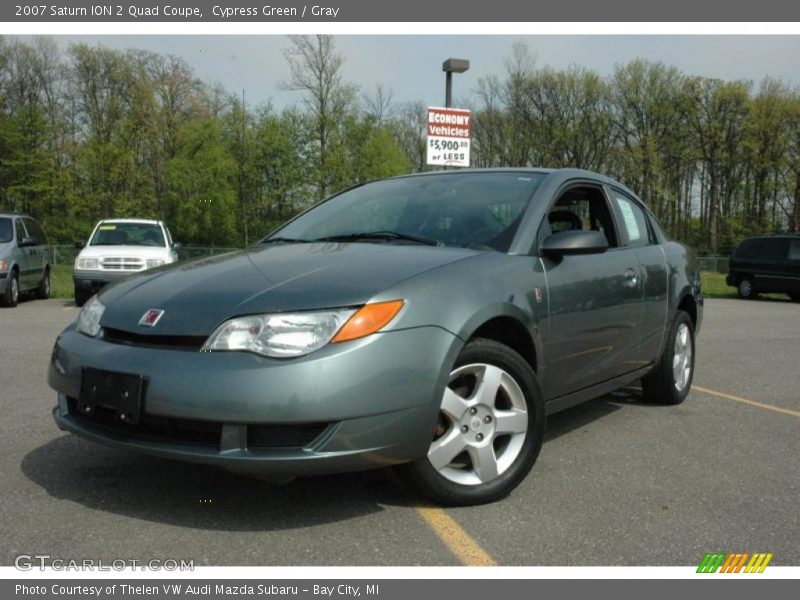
[0,213,51,307]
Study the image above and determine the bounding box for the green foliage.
[1,36,798,255]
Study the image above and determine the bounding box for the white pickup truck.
[73,219,179,306]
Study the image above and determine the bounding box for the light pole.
[443,58,469,108]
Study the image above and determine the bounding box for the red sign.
[427,107,471,139]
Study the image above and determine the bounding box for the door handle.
[623,268,638,287]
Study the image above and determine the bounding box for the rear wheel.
[37,268,50,299]
[1,272,19,307]
[641,310,695,405]
[737,276,756,299]
[403,338,545,506]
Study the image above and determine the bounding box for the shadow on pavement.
[21,434,412,532]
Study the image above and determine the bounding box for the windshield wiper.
[313,231,442,246]
[260,237,313,245]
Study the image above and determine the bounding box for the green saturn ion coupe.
[49,169,702,505]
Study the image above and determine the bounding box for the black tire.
[1,271,19,307]
[402,338,545,506]
[641,310,695,405]
[74,288,91,307]
[37,268,51,300]
[737,276,756,299]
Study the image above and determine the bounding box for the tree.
[281,35,357,199]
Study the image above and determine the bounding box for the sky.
[23,35,800,109]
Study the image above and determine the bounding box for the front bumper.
[73,269,138,293]
[49,325,461,476]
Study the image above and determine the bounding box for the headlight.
[202,310,356,357]
[76,296,105,337]
[146,258,165,269]
[75,257,99,270]
[202,300,405,358]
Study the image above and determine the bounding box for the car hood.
[98,242,480,335]
[0,241,14,256]
[78,245,170,259]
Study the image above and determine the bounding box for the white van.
[73,219,179,306]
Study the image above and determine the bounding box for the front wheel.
[402,338,545,506]
[641,310,695,405]
[1,273,19,307]
[74,288,91,307]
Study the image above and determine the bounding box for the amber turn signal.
[331,300,405,343]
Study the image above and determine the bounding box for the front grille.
[102,327,207,351]
[247,423,329,449]
[67,397,222,448]
[101,256,146,271]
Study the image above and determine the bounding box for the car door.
[539,183,645,400]
[23,217,47,284]
[608,189,669,364]
[13,218,35,289]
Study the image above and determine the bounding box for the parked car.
[73,219,179,306]
[726,234,800,301]
[49,169,703,505]
[0,213,51,307]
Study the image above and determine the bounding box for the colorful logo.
[697,552,773,573]
[138,308,165,327]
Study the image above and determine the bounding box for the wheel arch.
[457,306,540,375]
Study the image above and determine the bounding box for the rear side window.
[789,240,800,261]
[0,218,12,243]
[762,238,788,259]
[612,194,651,247]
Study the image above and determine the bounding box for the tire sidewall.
[407,338,545,505]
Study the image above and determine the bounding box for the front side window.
[789,240,800,261]
[15,219,27,244]
[545,185,618,247]
[271,172,546,252]
[90,222,165,247]
[23,218,47,245]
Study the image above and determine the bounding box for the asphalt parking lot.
[1,297,798,566]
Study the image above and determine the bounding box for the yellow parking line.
[414,505,496,566]
[693,385,800,418]
[386,471,496,565]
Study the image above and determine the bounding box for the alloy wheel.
[428,363,528,486]
[673,322,693,392]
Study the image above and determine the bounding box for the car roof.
[384,167,638,197]
[0,213,32,219]
[96,218,162,225]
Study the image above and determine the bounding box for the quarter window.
[612,194,651,247]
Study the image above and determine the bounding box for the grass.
[699,271,736,299]
[46,264,789,303]
[51,264,74,300]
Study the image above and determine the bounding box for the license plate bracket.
[78,368,145,425]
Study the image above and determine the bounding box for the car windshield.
[268,172,546,252]
[0,218,11,243]
[90,222,165,247]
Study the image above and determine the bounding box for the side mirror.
[541,230,609,257]
[172,242,182,250]
[74,240,85,250]
[19,236,36,248]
